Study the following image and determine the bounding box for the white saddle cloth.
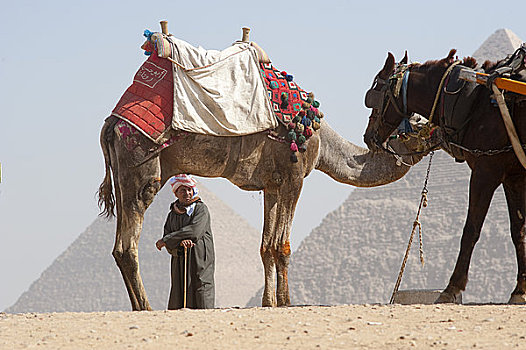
[168,37,277,136]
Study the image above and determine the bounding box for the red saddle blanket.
[112,54,173,143]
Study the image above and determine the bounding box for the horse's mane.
[410,53,478,73]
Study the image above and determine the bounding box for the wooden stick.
[160,20,169,35]
[491,85,526,170]
[183,246,188,308]
[242,27,250,42]
[459,68,526,96]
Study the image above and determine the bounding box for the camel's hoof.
[508,293,526,305]
[435,289,461,304]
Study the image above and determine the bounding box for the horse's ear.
[380,52,396,77]
[445,49,457,64]
[400,50,408,65]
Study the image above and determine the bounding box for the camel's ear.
[400,50,408,65]
[380,52,396,78]
[445,49,457,64]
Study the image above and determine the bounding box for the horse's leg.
[261,190,278,307]
[112,145,161,311]
[436,167,501,303]
[503,174,526,304]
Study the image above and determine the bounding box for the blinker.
[365,89,384,109]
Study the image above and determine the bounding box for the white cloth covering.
[167,37,277,136]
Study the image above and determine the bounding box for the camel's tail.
[98,118,117,218]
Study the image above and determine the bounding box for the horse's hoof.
[508,294,526,305]
[435,288,461,304]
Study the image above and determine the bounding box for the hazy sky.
[1,0,525,311]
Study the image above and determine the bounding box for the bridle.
[365,60,461,157]
[365,63,414,150]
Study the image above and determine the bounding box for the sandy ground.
[1,304,526,349]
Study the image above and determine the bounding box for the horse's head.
[363,49,459,151]
[363,51,409,151]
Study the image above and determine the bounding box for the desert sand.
[1,304,525,349]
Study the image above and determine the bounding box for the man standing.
[155,174,215,309]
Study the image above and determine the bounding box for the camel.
[97,25,425,310]
[99,113,426,310]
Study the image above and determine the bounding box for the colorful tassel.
[290,142,298,152]
[281,71,288,77]
[314,116,320,123]
[313,100,320,108]
[298,110,306,117]
[306,109,315,120]
[302,116,312,127]
[297,135,306,145]
[287,130,297,141]
[286,74,293,81]
[288,122,296,130]
[295,123,305,134]
[143,29,154,40]
[292,115,301,123]
[299,144,308,152]
[312,121,321,130]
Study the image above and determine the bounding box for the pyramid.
[472,28,523,63]
[6,184,263,313]
[247,29,524,306]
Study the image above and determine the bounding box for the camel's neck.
[315,121,420,187]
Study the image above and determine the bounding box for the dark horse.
[363,49,526,304]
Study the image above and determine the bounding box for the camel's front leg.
[261,179,301,307]
[261,190,278,307]
[436,168,501,303]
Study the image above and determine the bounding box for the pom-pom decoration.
[290,142,299,152]
[295,123,305,134]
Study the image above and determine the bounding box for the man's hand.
[180,239,195,248]
[156,239,166,251]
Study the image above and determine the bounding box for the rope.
[389,151,434,304]
[428,61,461,125]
